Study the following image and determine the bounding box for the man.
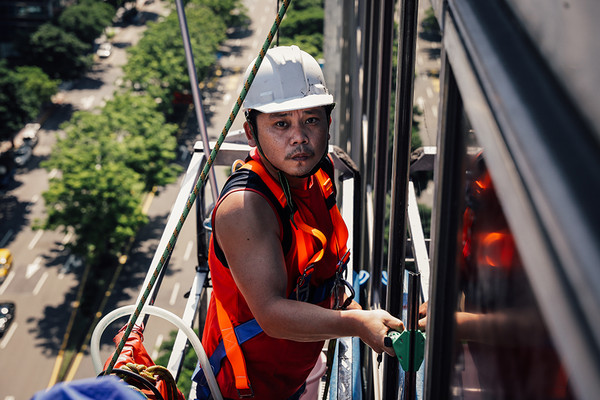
[194,46,403,400]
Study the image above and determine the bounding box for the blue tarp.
[31,376,145,400]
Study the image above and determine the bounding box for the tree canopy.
[41,92,181,264]
[123,3,226,115]
[0,61,58,144]
[27,23,92,80]
[58,0,116,44]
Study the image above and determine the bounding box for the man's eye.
[305,117,318,124]
[275,121,287,128]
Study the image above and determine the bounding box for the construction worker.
[194,46,403,400]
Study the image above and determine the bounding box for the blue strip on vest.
[194,277,336,399]
[193,318,263,399]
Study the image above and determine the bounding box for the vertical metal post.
[369,0,394,309]
[276,0,280,46]
[384,0,420,396]
[423,58,463,400]
[174,0,219,202]
[402,271,421,400]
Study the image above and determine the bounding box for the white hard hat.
[242,45,334,113]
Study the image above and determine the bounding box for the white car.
[96,43,112,58]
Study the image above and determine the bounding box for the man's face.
[247,106,329,181]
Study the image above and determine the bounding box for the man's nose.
[289,123,310,144]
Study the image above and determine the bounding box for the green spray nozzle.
[386,329,426,372]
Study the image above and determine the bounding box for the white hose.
[90,305,222,400]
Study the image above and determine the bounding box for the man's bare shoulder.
[214,190,280,239]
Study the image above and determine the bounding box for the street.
[0,0,274,399]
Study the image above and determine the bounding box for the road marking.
[0,271,15,295]
[426,87,434,99]
[28,230,43,250]
[65,351,84,382]
[47,350,65,388]
[184,241,193,261]
[151,334,164,360]
[5,396,15,400]
[33,271,49,295]
[49,169,58,179]
[32,194,39,203]
[0,230,13,247]
[81,95,95,110]
[169,282,180,306]
[142,188,156,214]
[416,96,425,110]
[417,55,423,65]
[26,256,43,279]
[431,105,438,118]
[62,231,73,245]
[0,322,17,349]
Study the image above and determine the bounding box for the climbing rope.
[105,0,293,376]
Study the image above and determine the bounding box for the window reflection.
[450,139,575,399]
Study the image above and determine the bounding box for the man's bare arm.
[214,190,403,356]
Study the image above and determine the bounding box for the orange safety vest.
[195,152,350,399]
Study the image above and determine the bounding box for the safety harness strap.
[215,297,253,397]
[194,318,262,399]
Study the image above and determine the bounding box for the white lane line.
[169,282,180,306]
[62,231,73,245]
[151,334,164,360]
[32,194,39,203]
[5,396,16,400]
[28,230,43,250]
[184,241,193,261]
[431,105,438,118]
[26,256,43,279]
[0,230,13,247]
[81,95,95,110]
[33,271,49,295]
[0,271,15,295]
[0,322,17,349]
[49,169,58,179]
[426,87,434,98]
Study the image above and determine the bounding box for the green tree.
[27,23,93,80]
[193,0,249,29]
[41,111,148,265]
[278,3,324,59]
[102,92,181,190]
[123,4,226,115]
[0,61,58,144]
[58,0,116,44]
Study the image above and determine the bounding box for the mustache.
[286,145,315,159]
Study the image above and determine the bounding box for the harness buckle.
[296,264,315,302]
[237,384,254,398]
[332,251,355,310]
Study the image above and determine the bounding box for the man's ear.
[243,121,256,147]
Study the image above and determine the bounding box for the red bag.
[103,324,186,400]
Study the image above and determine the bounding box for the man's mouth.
[288,147,314,161]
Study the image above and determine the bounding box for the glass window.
[448,121,575,399]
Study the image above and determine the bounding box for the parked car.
[0,248,12,284]
[21,123,40,148]
[13,144,33,167]
[0,302,15,337]
[96,43,112,58]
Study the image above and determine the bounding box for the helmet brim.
[248,94,334,114]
